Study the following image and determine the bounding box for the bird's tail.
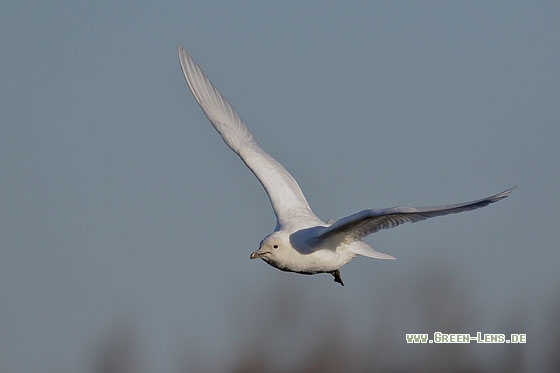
[350,241,396,260]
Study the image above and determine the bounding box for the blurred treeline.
[92,267,559,373]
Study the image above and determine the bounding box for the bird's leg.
[330,269,344,286]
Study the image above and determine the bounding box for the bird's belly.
[280,249,354,274]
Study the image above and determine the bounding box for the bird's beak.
[250,250,267,259]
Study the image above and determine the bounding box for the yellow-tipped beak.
[250,250,268,259]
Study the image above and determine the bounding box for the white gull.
[178,46,515,286]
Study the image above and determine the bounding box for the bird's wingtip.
[503,185,519,195]
[491,185,518,202]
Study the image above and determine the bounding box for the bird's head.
[250,232,290,267]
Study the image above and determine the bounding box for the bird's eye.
[273,245,279,249]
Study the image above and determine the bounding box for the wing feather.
[314,187,517,245]
[178,46,316,227]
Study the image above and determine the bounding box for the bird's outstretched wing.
[178,46,316,227]
[312,187,517,246]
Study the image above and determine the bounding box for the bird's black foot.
[330,269,344,286]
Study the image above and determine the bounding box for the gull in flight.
[177,46,515,286]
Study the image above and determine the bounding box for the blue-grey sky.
[1,1,558,371]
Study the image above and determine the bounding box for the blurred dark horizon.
[90,264,558,373]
